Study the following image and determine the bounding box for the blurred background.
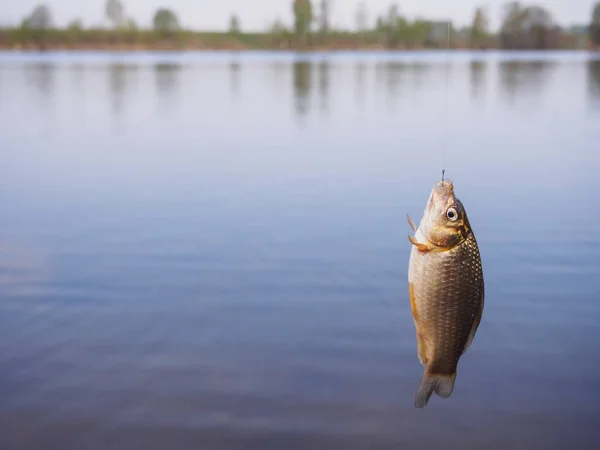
[1,1,600,450]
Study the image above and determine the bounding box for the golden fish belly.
[408,232,484,376]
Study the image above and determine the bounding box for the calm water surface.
[1,51,600,449]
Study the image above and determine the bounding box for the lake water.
[1,50,600,450]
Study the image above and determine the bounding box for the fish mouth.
[428,179,455,211]
[435,179,454,191]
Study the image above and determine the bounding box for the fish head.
[421,179,471,249]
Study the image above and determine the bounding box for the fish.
[407,178,484,408]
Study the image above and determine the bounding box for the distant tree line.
[289,0,600,49]
[5,0,600,51]
[17,0,182,34]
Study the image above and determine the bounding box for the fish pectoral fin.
[408,235,432,253]
[407,214,417,232]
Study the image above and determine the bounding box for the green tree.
[124,17,137,30]
[65,18,83,43]
[318,0,330,34]
[500,1,526,48]
[590,2,600,46]
[23,4,53,29]
[270,18,286,35]
[355,2,367,32]
[388,4,399,28]
[470,6,489,47]
[269,18,292,48]
[500,2,556,49]
[105,0,124,28]
[67,19,83,30]
[153,8,180,33]
[395,15,410,45]
[411,19,434,48]
[385,5,400,46]
[229,14,241,34]
[523,5,554,49]
[293,0,313,35]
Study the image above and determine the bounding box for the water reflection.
[409,62,431,89]
[354,62,367,107]
[2,53,600,450]
[587,61,600,111]
[317,61,329,113]
[498,60,554,103]
[154,63,181,111]
[293,61,312,118]
[109,64,128,115]
[375,62,404,109]
[25,63,55,105]
[230,60,241,98]
[270,61,287,90]
[470,61,488,99]
[154,63,181,95]
[69,64,86,90]
[374,62,439,109]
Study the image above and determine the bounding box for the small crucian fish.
[407,178,484,408]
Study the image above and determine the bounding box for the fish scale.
[407,180,484,408]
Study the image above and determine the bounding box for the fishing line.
[441,20,450,182]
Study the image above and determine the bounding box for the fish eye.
[446,207,458,221]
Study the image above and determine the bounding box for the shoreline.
[0,43,478,52]
[0,31,593,53]
[0,45,597,53]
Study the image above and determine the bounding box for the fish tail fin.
[414,370,457,408]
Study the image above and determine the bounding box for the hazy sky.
[0,0,595,31]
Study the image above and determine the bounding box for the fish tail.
[414,370,457,408]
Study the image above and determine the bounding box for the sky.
[0,0,595,31]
